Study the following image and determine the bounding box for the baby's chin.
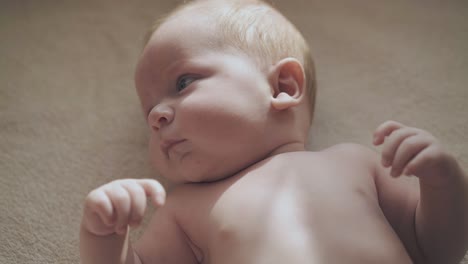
[159,171,217,184]
[161,168,233,184]
[153,153,266,184]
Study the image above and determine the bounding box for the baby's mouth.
[161,139,188,158]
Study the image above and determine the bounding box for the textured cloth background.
[1,0,467,263]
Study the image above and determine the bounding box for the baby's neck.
[205,141,306,185]
[266,141,306,158]
[234,141,306,176]
[173,141,306,187]
[235,141,307,180]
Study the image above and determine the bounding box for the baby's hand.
[373,120,458,187]
[82,179,166,236]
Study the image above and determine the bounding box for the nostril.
[150,115,169,132]
[150,113,169,131]
[158,116,168,126]
[148,104,174,130]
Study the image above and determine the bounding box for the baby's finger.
[105,185,131,235]
[121,181,147,227]
[381,127,419,168]
[403,143,451,180]
[86,189,114,226]
[373,120,405,146]
[390,135,430,177]
[136,179,166,207]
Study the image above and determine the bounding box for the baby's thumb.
[373,133,383,146]
[137,179,166,207]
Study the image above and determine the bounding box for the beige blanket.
[1,0,467,263]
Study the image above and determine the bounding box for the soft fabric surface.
[1,0,467,263]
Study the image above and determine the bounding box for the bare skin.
[81,122,468,264]
[80,1,468,263]
[139,146,414,264]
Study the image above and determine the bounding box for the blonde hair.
[143,0,316,123]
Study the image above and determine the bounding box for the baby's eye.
[176,75,196,92]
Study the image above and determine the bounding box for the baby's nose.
[148,104,174,131]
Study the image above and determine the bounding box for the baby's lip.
[161,139,186,156]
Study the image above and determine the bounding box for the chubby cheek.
[177,91,272,172]
[179,88,267,138]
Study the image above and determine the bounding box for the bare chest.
[175,153,412,263]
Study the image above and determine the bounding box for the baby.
[80,0,468,263]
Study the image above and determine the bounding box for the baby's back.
[170,146,413,264]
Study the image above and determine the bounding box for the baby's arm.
[373,121,468,264]
[80,179,197,264]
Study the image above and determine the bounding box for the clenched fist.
[82,179,166,236]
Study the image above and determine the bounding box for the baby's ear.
[268,58,305,111]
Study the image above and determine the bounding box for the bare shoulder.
[323,143,424,261]
[326,144,423,261]
[321,143,380,166]
[323,142,376,154]
[322,143,419,202]
[133,185,200,264]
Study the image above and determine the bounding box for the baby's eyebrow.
[163,58,192,76]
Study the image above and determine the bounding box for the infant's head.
[144,0,316,119]
[135,0,316,183]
